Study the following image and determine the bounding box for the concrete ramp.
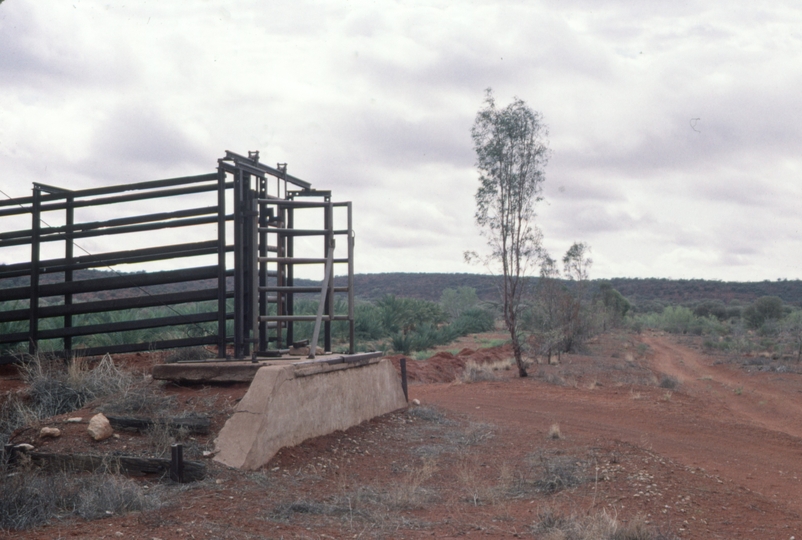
[213,357,407,470]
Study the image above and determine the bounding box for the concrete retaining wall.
[213,358,407,470]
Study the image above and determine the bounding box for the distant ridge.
[4,269,802,307]
[338,273,802,306]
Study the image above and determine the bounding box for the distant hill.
[338,274,802,307]
[605,278,802,307]
[5,269,802,308]
[335,273,501,303]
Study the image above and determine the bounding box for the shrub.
[744,296,784,329]
[658,375,679,389]
[452,308,495,335]
[1,353,134,445]
[0,471,162,530]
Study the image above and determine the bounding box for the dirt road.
[414,334,802,534]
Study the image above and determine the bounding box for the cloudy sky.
[1,0,801,281]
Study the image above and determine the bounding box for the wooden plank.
[106,415,211,435]
[27,452,206,482]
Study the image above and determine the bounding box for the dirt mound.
[388,352,464,383]
[388,344,514,383]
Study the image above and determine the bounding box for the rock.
[39,427,61,438]
[66,417,83,423]
[412,398,421,406]
[88,413,114,441]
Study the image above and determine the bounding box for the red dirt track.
[414,333,802,537]
[7,332,802,538]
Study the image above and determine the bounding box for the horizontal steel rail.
[0,150,355,362]
[0,173,219,209]
[259,257,349,265]
[0,206,220,242]
[257,228,349,236]
[0,288,231,324]
[260,315,350,322]
[260,286,349,293]
[258,200,348,208]
[0,242,233,278]
[0,266,221,302]
[223,150,312,189]
[0,181,231,218]
[0,311,229,344]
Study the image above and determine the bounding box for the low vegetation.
[1,353,134,446]
[0,469,163,531]
[628,295,802,363]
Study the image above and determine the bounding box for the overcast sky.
[1,1,801,281]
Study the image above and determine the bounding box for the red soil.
[5,332,802,539]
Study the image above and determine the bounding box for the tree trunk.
[511,331,527,377]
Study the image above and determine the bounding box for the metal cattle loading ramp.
[0,150,407,470]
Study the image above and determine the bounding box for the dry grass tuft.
[658,375,680,390]
[533,509,661,540]
[0,470,163,531]
[460,358,514,383]
[1,353,134,445]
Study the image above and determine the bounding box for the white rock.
[87,413,114,441]
[412,398,421,406]
[39,427,61,438]
[66,417,83,423]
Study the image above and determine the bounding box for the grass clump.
[269,461,437,528]
[406,405,449,424]
[0,470,162,531]
[460,358,513,383]
[98,385,175,417]
[533,509,662,540]
[658,375,679,390]
[1,353,134,445]
[531,453,586,494]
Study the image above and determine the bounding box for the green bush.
[451,308,495,335]
[744,296,784,329]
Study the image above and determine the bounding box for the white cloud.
[2,0,802,280]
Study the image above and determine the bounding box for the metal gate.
[0,151,354,363]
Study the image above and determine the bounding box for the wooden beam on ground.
[26,451,205,482]
[106,415,211,435]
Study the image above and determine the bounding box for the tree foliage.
[439,287,480,320]
[743,296,783,329]
[468,89,549,377]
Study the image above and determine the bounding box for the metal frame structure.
[0,151,355,364]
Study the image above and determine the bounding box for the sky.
[1,0,802,281]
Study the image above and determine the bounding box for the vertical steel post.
[243,176,253,358]
[64,195,74,353]
[29,188,41,355]
[286,206,295,346]
[258,178,267,353]
[250,195,259,362]
[233,169,243,359]
[347,202,355,354]
[216,165,227,359]
[400,357,408,402]
[170,443,184,483]
[277,204,286,350]
[324,201,332,353]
